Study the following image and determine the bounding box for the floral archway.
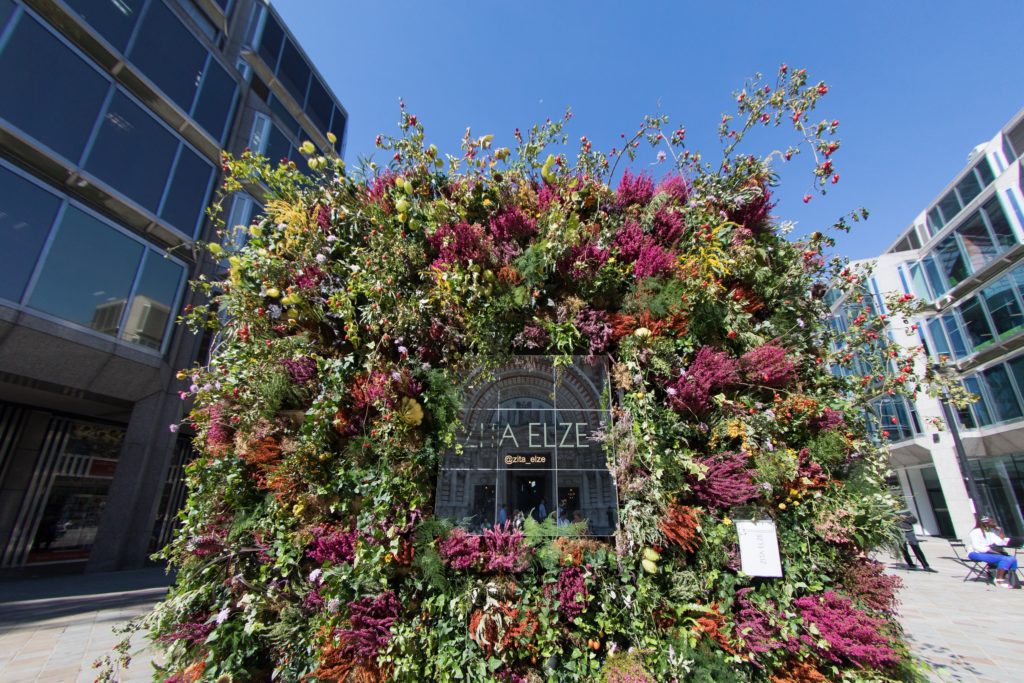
[113,67,941,683]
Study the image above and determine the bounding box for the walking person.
[968,516,1020,589]
[897,510,936,572]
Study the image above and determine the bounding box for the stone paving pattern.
[0,539,1021,682]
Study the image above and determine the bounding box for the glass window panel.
[1009,122,1024,163]
[269,94,300,137]
[938,191,961,224]
[922,254,946,296]
[957,211,996,272]
[128,0,207,112]
[926,207,944,236]
[264,124,292,166]
[959,297,994,350]
[276,38,310,105]
[159,147,214,236]
[933,234,968,288]
[120,252,183,348]
[0,15,109,161]
[84,90,178,211]
[981,277,1024,338]
[977,158,995,186]
[1,0,15,29]
[908,262,931,300]
[956,168,982,207]
[964,376,993,426]
[941,313,969,358]
[1008,356,1024,411]
[192,58,236,142]
[926,317,951,360]
[0,166,62,302]
[27,207,143,333]
[982,364,1023,422]
[63,0,144,52]
[1005,136,1020,164]
[256,13,284,69]
[305,77,332,134]
[330,108,346,153]
[983,197,1017,250]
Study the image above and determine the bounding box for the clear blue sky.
[273,1,1024,261]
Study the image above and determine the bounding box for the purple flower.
[740,343,796,388]
[632,241,676,279]
[513,322,550,351]
[814,407,846,432]
[489,207,538,262]
[428,221,493,268]
[438,528,482,570]
[168,423,179,433]
[574,307,613,359]
[307,526,358,565]
[613,221,645,262]
[337,591,401,662]
[657,173,690,205]
[616,169,654,208]
[793,591,900,669]
[728,181,775,234]
[282,356,318,384]
[665,347,739,414]
[482,521,529,573]
[652,207,685,244]
[553,566,589,621]
[558,242,609,280]
[688,451,760,509]
[732,588,782,655]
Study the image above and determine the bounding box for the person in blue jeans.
[967,516,1019,588]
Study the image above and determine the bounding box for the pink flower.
[656,173,690,205]
[632,241,676,279]
[616,169,654,208]
[793,591,900,669]
[666,347,739,414]
[688,451,760,509]
[740,343,796,388]
[438,528,482,570]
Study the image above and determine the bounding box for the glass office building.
[0,0,346,575]
[829,108,1024,541]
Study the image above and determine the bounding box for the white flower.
[308,568,322,583]
[215,608,230,624]
[315,254,327,263]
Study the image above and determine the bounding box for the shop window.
[159,146,215,237]
[0,14,109,161]
[27,206,144,332]
[63,0,144,52]
[84,90,178,212]
[119,251,184,349]
[0,166,62,302]
[982,364,1023,422]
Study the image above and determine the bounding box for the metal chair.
[948,540,992,583]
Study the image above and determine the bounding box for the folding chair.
[948,540,992,583]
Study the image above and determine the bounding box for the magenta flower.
[307,526,358,565]
[337,591,401,662]
[574,307,613,359]
[741,343,796,388]
[793,591,900,669]
[616,169,655,208]
[489,206,537,262]
[482,521,529,573]
[657,173,690,205]
[553,565,589,621]
[613,221,645,262]
[632,241,676,279]
[688,451,760,509]
[427,221,494,268]
[666,347,739,414]
[282,356,318,384]
[558,242,609,280]
[652,207,685,244]
[438,527,483,570]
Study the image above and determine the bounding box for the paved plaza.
[0,540,1021,682]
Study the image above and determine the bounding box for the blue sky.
[273,1,1024,261]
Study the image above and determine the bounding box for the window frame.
[0,157,188,355]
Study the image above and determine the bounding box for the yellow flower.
[722,517,732,525]
[778,503,787,510]
[292,503,305,516]
[399,397,424,426]
[384,553,394,564]
[326,132,337,144]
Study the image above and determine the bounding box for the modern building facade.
[829,108,1024,541]
[0,0,346,576]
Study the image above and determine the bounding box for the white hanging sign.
[735,519,783,577]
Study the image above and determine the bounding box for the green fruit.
[265,287,280,298]
[641,559,659,574]
[643,547,661,562]
[395,198,410,213]
[403,180,414,195]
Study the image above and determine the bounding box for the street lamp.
[931,361,987,519]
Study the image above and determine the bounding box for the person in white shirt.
[967,516,1018,588]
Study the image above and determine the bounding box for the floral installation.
[93,66,966,682]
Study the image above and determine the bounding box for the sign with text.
[435,357,618,536]
[735,519,783,577]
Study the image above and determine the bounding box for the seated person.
[967,516,1019,589]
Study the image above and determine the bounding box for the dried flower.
[666,347,739,414]
[616,169,655,208]
[792,591,900,669]
[741,343,796,387]
[689,451,760,509]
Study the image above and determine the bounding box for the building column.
[928,436,976,541]
[0,410,53,569]
[87,391,181,572]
